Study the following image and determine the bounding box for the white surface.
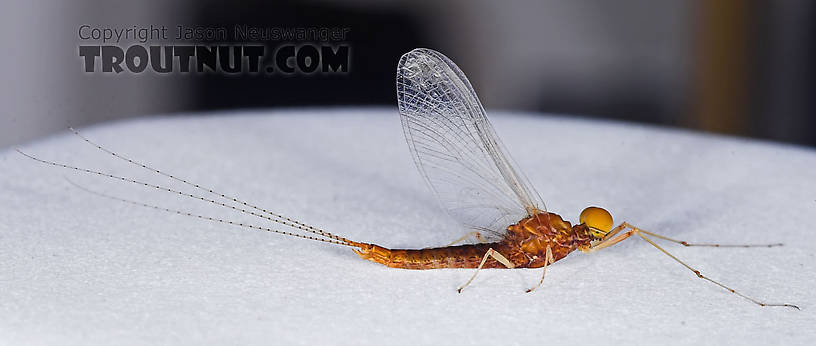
[1,108,815,345]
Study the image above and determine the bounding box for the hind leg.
[457,248,514,293]
[446,231,487,246]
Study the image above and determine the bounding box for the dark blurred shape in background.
[1,0,813,148]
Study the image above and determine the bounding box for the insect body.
[18,48,798,309]
[354,212,594,270]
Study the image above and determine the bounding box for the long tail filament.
[16,129,361,248]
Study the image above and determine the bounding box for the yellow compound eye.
[580,206,613,233]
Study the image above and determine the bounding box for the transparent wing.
[396,48,545,239]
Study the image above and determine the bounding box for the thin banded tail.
[67,127,353,244]
[65,178,353,246]
[15,128,362,248]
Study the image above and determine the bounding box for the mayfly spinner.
[18,48,798,309]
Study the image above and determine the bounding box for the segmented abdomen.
[354,243,514,269]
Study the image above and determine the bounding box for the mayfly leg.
[637,229,783,248]
[457,248,515,293]
[525,246,554,293]
[586,222,799,309]
[445,231,487,246]
[596,222,784,249]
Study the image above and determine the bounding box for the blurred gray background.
[1,0,814,148]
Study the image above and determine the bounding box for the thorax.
[502,212,593,268]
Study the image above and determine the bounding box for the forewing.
[396,48,545,239]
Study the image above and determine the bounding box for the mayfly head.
[580,206,614,240]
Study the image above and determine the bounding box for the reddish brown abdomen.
[351,212,591,270]
[354,243,515,269]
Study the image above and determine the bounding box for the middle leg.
[526,246,554,293]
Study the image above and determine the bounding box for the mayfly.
[18,48,798,309]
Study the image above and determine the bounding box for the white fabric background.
[1,108,814,345]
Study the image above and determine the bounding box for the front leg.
[582,222,798,309]
[582,222,638,253]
